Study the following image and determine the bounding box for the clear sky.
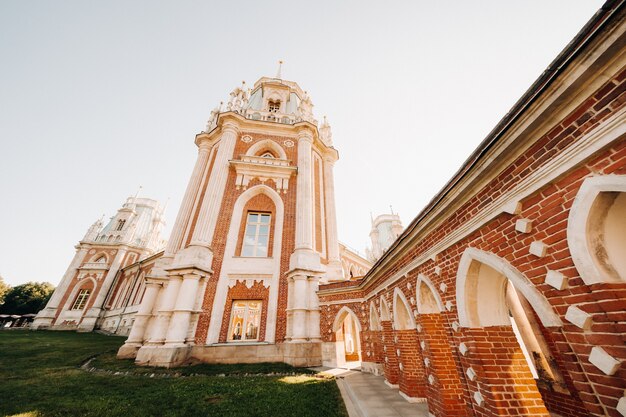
[0,1,605,286]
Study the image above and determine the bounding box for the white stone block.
[424,358,430,367]
[545,270,568,290]
[459,342,469,356]
[589,346,621,375]
[617,396,626,416]
[383,345,387,352]
[396,349,401,357]
[428,374,435,385]
[466,367,477,381]
[430,253,438,262]
[515,218,533,233]
[565,306,592,330]
[473,391,484,406]
[529,241,548,257]
[420,341,427,350]
[439,283,447,293]
[410,297,415,305]
[407,282,412,290]
[503,200,522,215]
[445,301,454,311]
[416,324,422,332]
[451,321,460,332]
[399,362,404,371]
[434,266,441,275]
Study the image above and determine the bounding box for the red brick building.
[319,3,626,416]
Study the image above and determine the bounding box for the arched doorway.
[332,306,362,368]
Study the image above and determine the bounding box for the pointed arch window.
[72,289,91,310]
[268,100,280,113]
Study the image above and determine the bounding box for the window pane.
[242,245,254,257]
[258,225,269,236]
[256,244,268,257]
[260,214,271,224]
[248,213,258,223]
[245,224,256,236]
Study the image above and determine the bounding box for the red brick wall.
[396,329,427,399]
[381,320,400,385]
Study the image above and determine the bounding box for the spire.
[276,60,283,79]
[134,185,143,200]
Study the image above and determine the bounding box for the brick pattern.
[381,320,400,385]
[419,313,467,416]
[396,329,427,399]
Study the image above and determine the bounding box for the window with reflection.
[242,212,270,257]
[228,300,262,341]
[72,289,91,310]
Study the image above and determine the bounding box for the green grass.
[0,330,348,417]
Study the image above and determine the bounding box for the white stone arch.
[369,301,382,331]
[393,288,416,330]
[93,253,108,263]
[62,277,97,311]
[567,175,626,284]
[332,306,363,333]
[456,247,562,328]
[380,295,391,321]
[416,273,444,314]
[246,139,287,160]
[205,184,284,344]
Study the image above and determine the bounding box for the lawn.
[0,330,348,417]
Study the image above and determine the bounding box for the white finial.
[276,60,283,79]
[134,185,143,200]
[390,205,394,215]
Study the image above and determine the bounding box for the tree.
[0,276,10,307]
[0,282,55,315]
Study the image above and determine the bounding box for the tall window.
[72,289,91,310]
[228,300,262,341]
[242,212,270,257]
[268,100,280,113]
[116,219,126,231]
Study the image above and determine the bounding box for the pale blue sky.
[0,1,604,286]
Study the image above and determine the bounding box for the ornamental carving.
[241,135,253,143]
[283,139,294,148]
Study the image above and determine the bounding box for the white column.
[165,273,203,345]
[307,275,321,341]
[90,248,127,310]
[165,140,213,257]
[147,276,182,344]
[123,280,162,346]
[294,130,314,251]
[290,274,309,342]
[323,155,341,264]
[190,122,239,247]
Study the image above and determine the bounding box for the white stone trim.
[369,302,382,331]
[246,138,287,160]
[565,306,592,330]
[529,241,548,258]
[332,306,362,333]
[589,346,621,375]
[205,184,283,344]
[380,296,391,321]
[319,297,366,306]
[416,273,444,314]
[545,270,568,290]
[456,247,562,328]
[393,288,416,330]
[567,175,626,284]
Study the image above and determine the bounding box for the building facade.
[33,196,166,331]
[319,3,626,417]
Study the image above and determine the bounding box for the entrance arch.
[332,306,362,367]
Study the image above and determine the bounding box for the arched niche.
[416,273,444,314]
[380,296,391,321]
[246,139,287,160]
[393,288,416,330]
[567,175,626,284]
[332,306,363,333]
[369,302,382,331]
[456,247,562,328]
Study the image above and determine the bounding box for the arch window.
[72,289,91,310]
[228,300,262,341]
[260,151,275,158]
[268,100,280,113]
[115,219,126,231]
[242,212,271,257]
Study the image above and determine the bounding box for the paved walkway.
[313,367,429,417]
